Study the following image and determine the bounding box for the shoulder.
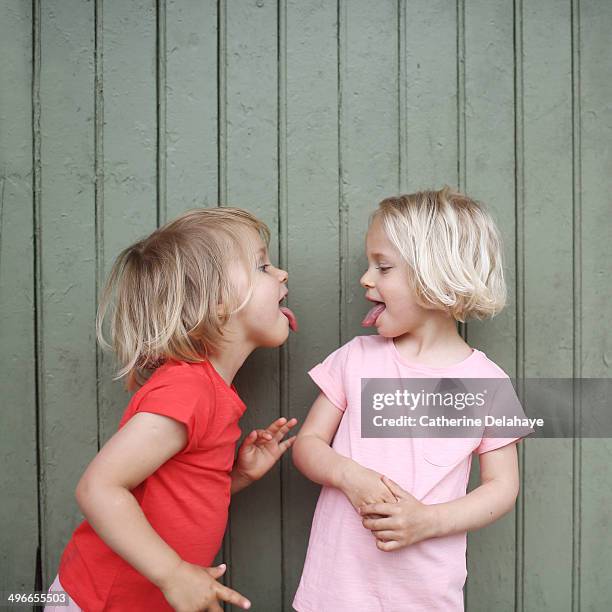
[350,333,387,352]
[318,334,381,362]
[123,359,217,434]
[133,359,214,404]
[340,333,387,364]
[470,348,511,379]
[313,335,386,376]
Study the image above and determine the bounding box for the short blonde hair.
[373,186,506,322]
[97,207,270,392]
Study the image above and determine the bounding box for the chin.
[272,330,289,347]
[257,326,289,348]
[375,321,404,338]
[375,327,394,338]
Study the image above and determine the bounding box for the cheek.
[379,279,401,304]
[250,281,279,318]
[381,285,419,317]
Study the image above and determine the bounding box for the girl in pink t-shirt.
[292,187,532,611]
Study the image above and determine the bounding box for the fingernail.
[244,602,251,609]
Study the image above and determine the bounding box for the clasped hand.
[343,464,438,552]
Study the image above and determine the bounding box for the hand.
[233,417,298,483]
[159,560,250,612]
[359,475,439,551]
[338,460,398,517]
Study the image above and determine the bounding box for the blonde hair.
[373,186,506,322]
[97,207,270,392]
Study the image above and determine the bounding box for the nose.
[276,266,288,284]
[360,269,374,289]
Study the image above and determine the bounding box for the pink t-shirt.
[293,334,531,612]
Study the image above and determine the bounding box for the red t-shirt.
[58,358,246,611]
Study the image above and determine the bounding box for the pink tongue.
[280,306,298,332]
[361,303,385,327]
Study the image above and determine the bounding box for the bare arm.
[75,412,189,589]
[432,442,520,536]
[291,392,350,488]
[292,393,397,511]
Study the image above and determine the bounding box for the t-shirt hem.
[292,595,312,612]
[58,566,87,611]
[308,364,346,412]
[477,435,525,455]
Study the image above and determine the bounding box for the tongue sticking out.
[361,303,386,327]
[280,306,298,332]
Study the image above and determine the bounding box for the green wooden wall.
[1,1,610,610]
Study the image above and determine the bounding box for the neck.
[393,311,465,356]
[208,339,256,386]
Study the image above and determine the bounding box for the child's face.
[360,216,431,337]
[229,231,296,348]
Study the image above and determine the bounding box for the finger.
[264,417,288,435]
[381,475,409,500]
[283,417,299,429]
[361,511,386,519]
[376,538,401,552]
[278,435,297,452]
[272,419,298,442]
[373,530,397,541]
[216,584,252,610]
[359,503,394,517]
[207,601,224,612]
[253,428,272,438]
[205,563,227,579]
[254,429,274,441]
[270,416,296,431]
[272,416,297,427]
[361,516,393,531]
[241,431,259,447]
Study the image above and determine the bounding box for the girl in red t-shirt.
[44,207,298,612]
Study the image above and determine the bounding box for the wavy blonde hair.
[97,207,270,392]
[373,186,506,322]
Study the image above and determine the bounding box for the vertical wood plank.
[281,0,340,607]
[223,1,282,608]
[165,0,218,217]
[461,1,518,610]
[579,0,612,609]
[38,0,97,588]
[522,0,574,609]
[0,0,38,593]
[402,0,458,189]
[164,0,219,570]
[342,0,399,341]
[97,0,158,448]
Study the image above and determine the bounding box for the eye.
[258,263,271,273]
[376,265,392,274]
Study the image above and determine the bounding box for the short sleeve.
[475,376,535,455]
[134,376,211,453]
[308,340,354,412]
